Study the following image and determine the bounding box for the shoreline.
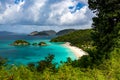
[62,42,88,59]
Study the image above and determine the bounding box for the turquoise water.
[0,35,76,65]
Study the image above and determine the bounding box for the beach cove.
[0,35,78,65]
[62,42,88,59]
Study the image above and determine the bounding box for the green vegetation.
[88,0,120,64]
[12,40,47,46]
[32,42,47,46]
[38,42,47,46]
[32,43,38,46]
[51,29,93,50]
[0,49,120,80]
[0,0,119,79]
[12,40,30,46]
[0,57,7,69]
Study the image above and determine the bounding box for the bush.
[0,57,7,69]
[37,54,57,73]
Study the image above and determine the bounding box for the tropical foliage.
[0,0,119,79]
[0,49,120,80]
[51,29,93,50]
[88,0,120,63]
[12,40,30,46]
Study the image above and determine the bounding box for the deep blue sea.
[0,34,76,65]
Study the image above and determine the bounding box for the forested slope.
[51,29,93,50]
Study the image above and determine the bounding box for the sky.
[0,0,94,33]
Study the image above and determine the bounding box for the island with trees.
[38,42,47,46]
[11,40,30,46]
[11,40,47,46]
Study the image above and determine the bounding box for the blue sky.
[0,0,94,33]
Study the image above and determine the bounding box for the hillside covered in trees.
[51,29,93,50]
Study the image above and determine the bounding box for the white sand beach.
[62,42,88,59]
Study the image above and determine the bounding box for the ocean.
[0,34,76,65]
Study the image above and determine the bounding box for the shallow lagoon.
[0,35,76,65]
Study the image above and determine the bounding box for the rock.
[28,30,56,36]
[12,40,30,46]
[38,42,47,46]
[56,29,76,36]
[32,43,38,46]
[28,31,39,36]
[41,30,56,36]
[37,32,49,36]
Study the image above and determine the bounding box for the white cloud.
[60,6,87,25]
[0,0,47,24]
[0,0,94,33]
[72,0,88,4]
[47,0,93,26]
[0,1,24,24]
[26,0,47,22]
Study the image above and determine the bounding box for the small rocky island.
[11,40,30,46]
[38,42,47,46]
[32,43,38,46]
[11,40,47,46]
[32,42,47,46]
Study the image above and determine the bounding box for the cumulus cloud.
[47,0,93,26]
[0,0,94,33]
[0,0,47,24]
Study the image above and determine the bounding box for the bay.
[0,34,76,65]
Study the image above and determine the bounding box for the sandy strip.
[62,42,88,59]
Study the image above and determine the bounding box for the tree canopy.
[88,0,120,62]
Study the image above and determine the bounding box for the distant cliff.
[28,29,77,36]
[56,29,76,36]
[29,30,56,36]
